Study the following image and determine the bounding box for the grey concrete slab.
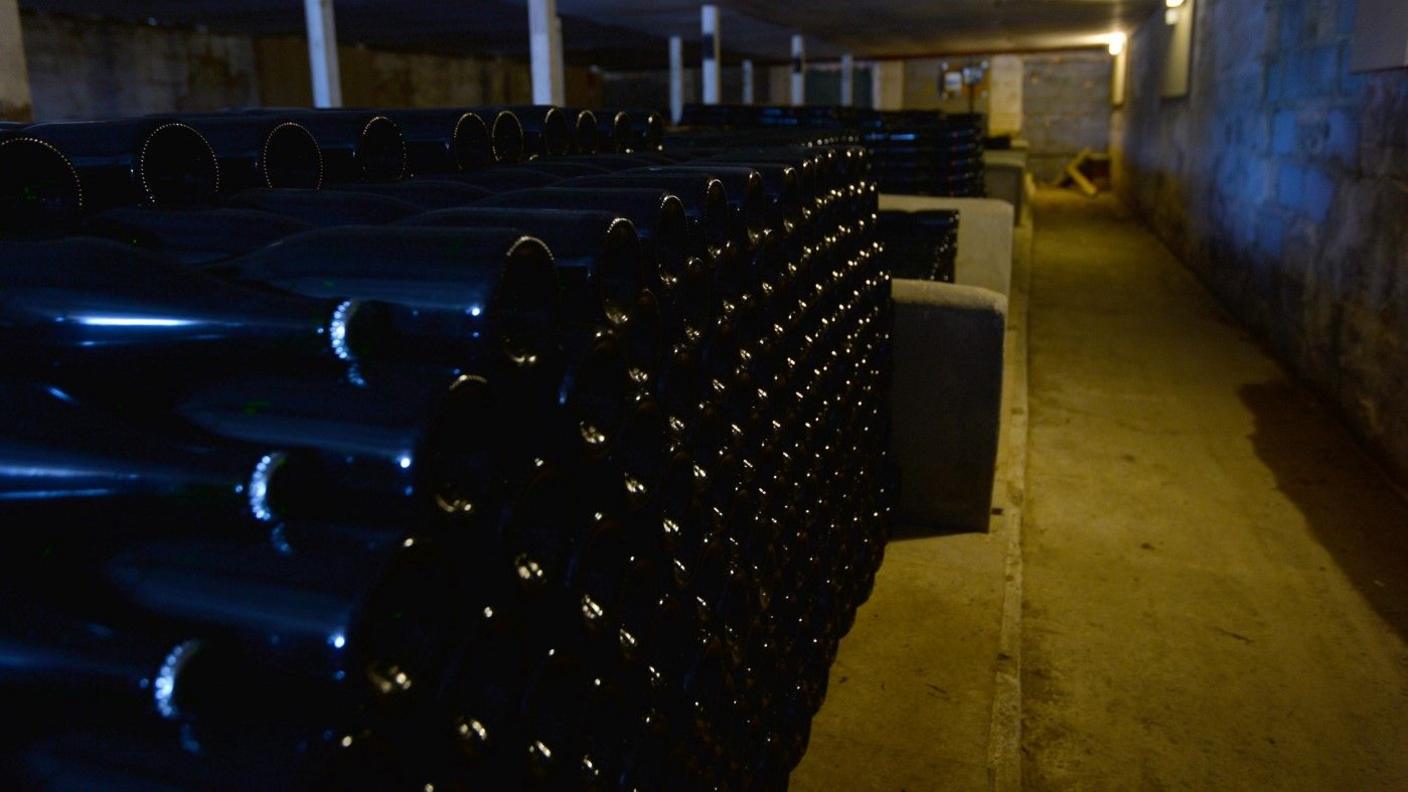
[889,279,1006,534]
[879,195,1014,298]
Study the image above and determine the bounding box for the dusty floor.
[792,187,1408,790]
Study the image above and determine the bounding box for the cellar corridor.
[1022,189,1408,790]
[798,188,1408,791]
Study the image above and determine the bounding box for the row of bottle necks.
[0,104,872,231]
[0,105,668,210]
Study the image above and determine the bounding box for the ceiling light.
[1107,32,1127,55]
[1166,0,1186,7]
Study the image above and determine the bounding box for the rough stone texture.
[24,11,259,119]
[1023,51,1112,180]
[22,11,532,121]
[898,52,1111,180]
[1112,0,1408,484]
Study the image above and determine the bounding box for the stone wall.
[24,12,260,119]
[897,53,1112,180]
[1023,51,1112,180]
[21,11,532,122]
[1112,0,1408,481]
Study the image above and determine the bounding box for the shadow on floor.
[889,520,990,541]
[1241,381,1408,642]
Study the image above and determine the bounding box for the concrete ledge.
[983,150,1028,219]
[891,278,1007,533]
[879,195,1014,297]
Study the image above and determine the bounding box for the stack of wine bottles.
[680,104,986,198]
[0,103,894,791]
[877,209,959,283]
[860,112,985,198]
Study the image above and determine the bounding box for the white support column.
[741,59,754,105]
[839,53,855,106]
[669,35,684,124]
[701,4,721,105]
[549,15,566,105]
[303,0,342,108]
[0,0,32,121]
[790,34,805,106]
[528,0,564,106]
[871,59,904,110]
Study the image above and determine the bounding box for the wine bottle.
[267,111,406,183]
[84,206,312,264]
[554,172,729,256]
[562,108,599,155]
[209,226,562,384]
[21,119,220,209]
[555,152,678,172]
[399,206,643,330]
[594,109,632,154]
[152,115,323,191]
[486,106,571,158]
[0,380,296,532]
[705,147,820,208]
[433,166,562,193]
[0,135,84,236]
[696,156,805,231]
[555,328,631,464]
[486,109,527,164]
[623,164,768,248]
[624,288,665,391]
[471,186,688,292]
[516,159,614,178]
[0,237,390,389]
[222,187,421,226]
[384,108,493,175]
[328,178,492,210]
[517,646,592,786]
[599,108,666,152]
[174,367,504,522]
[432,603,531,785]
[0,604,207,735]
[106,525,464,720]
[8,726,406,792]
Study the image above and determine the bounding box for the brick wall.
[1112,0,1408,481]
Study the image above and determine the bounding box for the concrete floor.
[791,188,1408,790]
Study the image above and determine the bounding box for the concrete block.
[983,150,1027,219]
[878,195,1015,297]
[890,279,1006,533]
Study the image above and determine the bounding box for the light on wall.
[1107,32,1127,55]
[1165,7,1181,24]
